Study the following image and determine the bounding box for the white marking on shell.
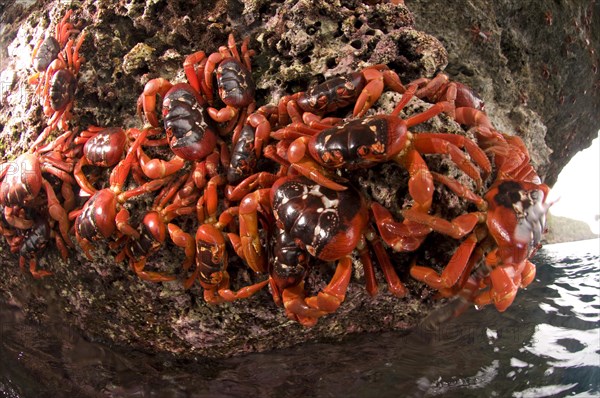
[309,185,339,209]
[307,184,342,250]
[314,223,322,237]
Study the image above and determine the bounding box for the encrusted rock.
[0,0,598,359]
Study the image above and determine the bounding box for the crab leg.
[410,230,481,290]
[305,256,353,313]
[238,188,271,273]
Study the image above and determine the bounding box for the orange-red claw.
[410,231,479,290]
[304,256,352,313]
[282,283,328,324]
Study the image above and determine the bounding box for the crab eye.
[357,145,370,156]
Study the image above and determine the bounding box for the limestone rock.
[0,0,598,358]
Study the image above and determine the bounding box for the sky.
[547,133,600,234]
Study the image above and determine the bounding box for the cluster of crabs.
[0,11,553,327]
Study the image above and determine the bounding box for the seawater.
[1,239,598,397]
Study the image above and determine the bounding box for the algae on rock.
[0,0,598,358]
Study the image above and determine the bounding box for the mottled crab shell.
[227,124,257,184]
[75,189,118,240]
[485,180,551,262]
[162,83,218,161]
[49,69,77,111]
[271,176,368,261]
[487,180,550,250]
[32,36,60,72]
[309,115,409,169]
[128,211,167,260]
[19,218,51,260]
[216,58,255,107]
[296,72,366,114]
[0,153,43,206]
[83,127,127,167]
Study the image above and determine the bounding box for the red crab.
[408,107,553,311]
[136,79,221,179]
[72,126,157,195]
[136,78,232,220]
[139,33,255,141]
[72,126,129,195]
[18,216,68,278]
[71,128,170,259]
[410,174,551,312]
[187,206,270,304]
[125,173,196,282]
[276,64,406,126]
[184,33,256,138]
[274,85,491,250]
[28,10,78,96]
[225,105,279,186]
[238,175,412,326]
[0,150,75,250]
[33,25,86,148]
[409,73,486,113]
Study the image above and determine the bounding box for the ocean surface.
[1,238,598,397]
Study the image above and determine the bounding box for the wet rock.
[407,0,600,185]
[0,0,598,359]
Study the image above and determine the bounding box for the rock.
[406,0,600,186]
[0,0,598,358]
[543,214,599,244]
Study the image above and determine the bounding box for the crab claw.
[137,78,173,127]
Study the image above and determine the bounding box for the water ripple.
[524,323,600,368]
[0,240,599,397]
[512,383,579,398]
